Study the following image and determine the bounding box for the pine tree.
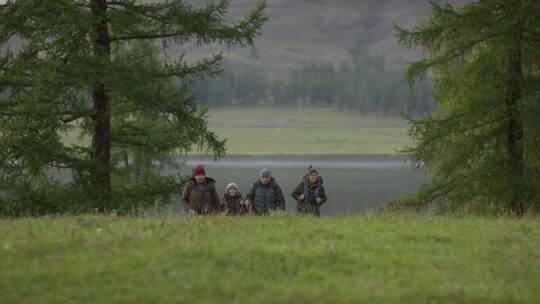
[396,0,540,215]
[0,0,267,215]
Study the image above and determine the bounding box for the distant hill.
[178,0,472,79]
[2,0,471,79]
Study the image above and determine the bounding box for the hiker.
[245,168,286,215]
[220,183,250,215]
[181,164,221,215]
[291,166,327,216]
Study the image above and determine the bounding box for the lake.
[168,155,429,215]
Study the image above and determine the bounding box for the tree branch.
[111,31,183,42]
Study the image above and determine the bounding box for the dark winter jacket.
[246,177,286,215]
[220,193,247,215]
[181,177,220,215]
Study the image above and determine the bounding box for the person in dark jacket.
[181,164,220,215]
[220,182,249,215]
[291,166,327,216]
[245,168,286,215]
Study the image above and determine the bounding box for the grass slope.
[1,214,539,303]
[61,107,410,155]
[205,107,411,155]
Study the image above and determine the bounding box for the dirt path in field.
[177,155,413,170]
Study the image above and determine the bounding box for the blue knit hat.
[260,168,271,178]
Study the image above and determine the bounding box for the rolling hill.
[179,0,472,79]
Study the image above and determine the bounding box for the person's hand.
[316,197,321,204]
[299,194,305,201]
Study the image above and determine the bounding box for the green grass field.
[1,214,539,303]
[205,107,411,155]
[60,107,411,155]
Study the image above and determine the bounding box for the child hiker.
[220,183,250,215]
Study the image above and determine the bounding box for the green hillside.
[1,214,539,303]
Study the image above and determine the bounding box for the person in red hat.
[181,164,220,215]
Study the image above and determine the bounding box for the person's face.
[260,176,271,185]
[228,187,238,196]
[308,173,319,184]
[194,174,206,183]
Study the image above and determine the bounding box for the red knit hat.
[193,164,206,176]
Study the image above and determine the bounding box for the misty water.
[45,154,427,216]
[167,155,428,216]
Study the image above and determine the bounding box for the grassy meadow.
[204,107,410,155]
[1,214,539,303]
[61,107,411,155]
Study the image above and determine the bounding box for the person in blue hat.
[245,168,286,215]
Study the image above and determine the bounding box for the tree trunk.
[505,30,525,217]
[91,0,111,211]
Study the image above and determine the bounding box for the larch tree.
[0,0,266,215]
[396,0,540,215]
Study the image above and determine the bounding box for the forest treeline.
[194,53,435,115]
